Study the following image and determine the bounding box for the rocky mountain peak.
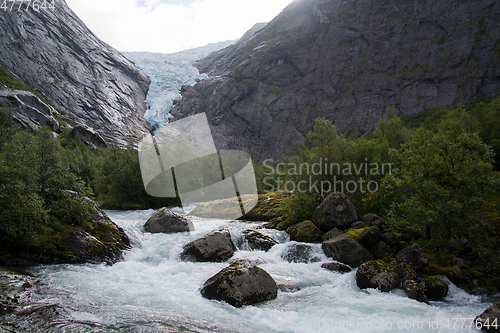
[171,0,500,161]
[0,0,152,147]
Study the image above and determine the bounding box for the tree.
[385,126,499,247]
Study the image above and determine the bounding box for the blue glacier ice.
[124,41,233,129]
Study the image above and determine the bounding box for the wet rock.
[144,208,194,233]
[286,221,323,243]
[281,243,321,264]
[321,262,352,273]
[475,300,500,333]
[402,280,429,304]
[228,257,265,266]
[60,229,104,258]
[356,260,401,292]
[200,263,277,307]
[241,229,278,251]
[322,234,373,267]
[396,262,417,282]
[359,227,383,249]
[321,228,343,242]
[180,229,236,262]
[277,284,301,293]
[396,243,428,271]
[312,192,358,231]
[422,276,449,301]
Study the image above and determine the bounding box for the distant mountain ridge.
[171,0,500,161]
[0,0,151,146]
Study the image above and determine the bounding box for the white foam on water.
[27,209,490,332]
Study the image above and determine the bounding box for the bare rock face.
[171,0,500,161]
[0,88,57,130]
[200,263,277,307]
[0,1,151,147]
[144,208,194,233]
[180,229,236,262]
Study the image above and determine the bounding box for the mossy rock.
[422,276,449,301]
[240,191,290,221]
[344,227,368,242]
[286,221,323,243]
[355,259,401,292]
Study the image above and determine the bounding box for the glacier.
[124,41,234,129]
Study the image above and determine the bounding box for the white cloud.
[65,0,293,53]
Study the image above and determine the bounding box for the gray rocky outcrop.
[144,208,193,233]
[286,220,323,243]
[0,88,58,131]
[171,0,500,162]
[322,234,373,267]
[312,192,358,231]
[180,229,236,262]
[240,229,278,251]
[0,2,151,147]
[200,263,277,307]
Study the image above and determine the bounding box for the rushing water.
[10,209,491,332]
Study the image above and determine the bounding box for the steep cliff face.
[171,0,500,161]
[0,0,151,146]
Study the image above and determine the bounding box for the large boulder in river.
[180,229,236,262]
[322,234,373,267]
[355,260,401,292]
[422,276,449,301]
[200,263,277,307]
[402,280,429,304]
[281,243,321,264]
[286,221,323,243]
[476,300,500,333]
[144,208,193,233]
[241,229,278,251]
[312,192,358,231]
[396,243,428,271]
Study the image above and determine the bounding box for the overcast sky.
[66,0,293,54]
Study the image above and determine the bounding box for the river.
[3,209,490,332]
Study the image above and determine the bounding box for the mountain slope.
[0,0,151,146]
[171,0,500,161]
